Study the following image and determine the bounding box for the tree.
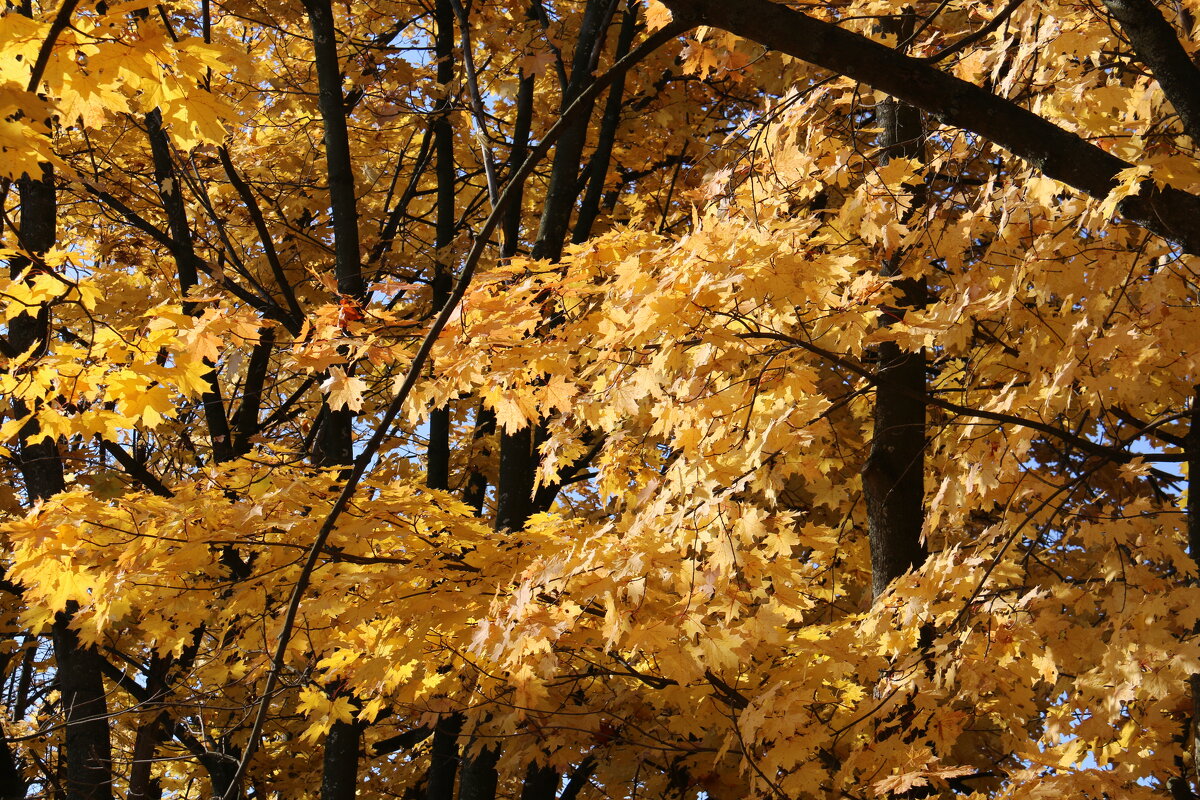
[1,0,1200,798]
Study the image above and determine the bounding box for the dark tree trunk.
[0,646,26,800]
[0,735,23,800]
[1100,0,1200,146]
[301,0,364,300]
[51,615,113,800]
[303,0,368,790]
[199,752,239,800]
[428,0,457,491]
[495,426,537,532]
[145,108,235,464]
[127,655,171,800]
[462,406,496,515]
[559,758,596,800]
[231,328,277,456]
[425,714,464,800]
[304,0,365,470]
[420,7,462,792]
[456,741,499,800]
[1182,388,1200,796]
[861,13,927,600]
[519,762,559,800]
[502,69,535,251]
[320,718,363,800]
[531,0,617,262]
[11,135,111,800]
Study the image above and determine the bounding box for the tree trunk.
[1180,387,1200,797]
[427,0,457,491]
[456,741,499,800]
[145,108,234,463]
[861,12,928,601]
[12,135,112,800]
[320,717,362,800]
[531,0,617,261]
[51,615,113,800]
[304,0,368,789]
[425,714,464,800]
[573,0,640,244]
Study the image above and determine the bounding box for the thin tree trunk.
[462,405,496,515]
[1179,387,1200,799]
[531,0,617,261]
[11,119,111,799]
[145,108,235,463]
[573,0,640,244]
[304,0,365,470]
[127,656,170,800]
[428,0,457,491]
[303,0,367,791]
[420,7,464,797]
[502,69,535,251]
[0,643,25,800]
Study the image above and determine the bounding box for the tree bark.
[573,0,640,244]
[456,740,499,800]
[127,656,170,800]
[304,0,366,470]
[302,0,367,786]
[531,0,618,261]
[320,717,363,800]
[11,129,112,800]
[519,762,559,800]
[145,108,235,464]
[301,0,364,301]
[1184,387,1200,794]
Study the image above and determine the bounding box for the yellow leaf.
[644,0,672,31]
[321,367,367,412]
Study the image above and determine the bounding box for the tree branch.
[658,0,1200,255]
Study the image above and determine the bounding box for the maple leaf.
[321,367,367,412]
[644,0,674,31]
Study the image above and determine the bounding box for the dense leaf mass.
[3,1,1200,799]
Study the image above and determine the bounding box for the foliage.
[2,1,1200,799]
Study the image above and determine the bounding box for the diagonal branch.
[25,0,82,94]
[658,0,1200,255]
